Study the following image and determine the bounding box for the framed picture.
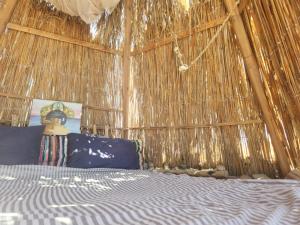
[29,99,82,135]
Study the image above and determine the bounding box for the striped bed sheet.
[0,166,299,225]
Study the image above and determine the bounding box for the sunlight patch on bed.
[110,174,150,182]
[74,176,82,182]
[111,177,139,182]
[86,179,100,183]
[0,176,16,181]
[100,171,152,183]
[55,217,72,225]
[40,176,52,180]
[51,204,95,208]
[38,177,112,191]
[0,213,22,225]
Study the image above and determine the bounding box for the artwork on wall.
[29,99,82,135]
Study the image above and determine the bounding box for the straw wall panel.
[0,0,124,135]
[242,0,300,168]
[129,0,278,176]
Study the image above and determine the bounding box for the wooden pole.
[224,0,290,176]
[122,0,133,138]
[104,125,109,137]
[0,0,18,35]
[92,124,97,135]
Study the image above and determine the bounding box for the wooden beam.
[63,120,264,132]
[128,120,263,130]
[224,0,290,176]
[0,92,29,100]
[85,105,122,113]
[0,0,18,34]
[131,15,227,55]
[0,92,123,112]
[82,125,124,131]
[7,23,122,55]
[122,0,133,138]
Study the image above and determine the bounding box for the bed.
[0,165,299,225]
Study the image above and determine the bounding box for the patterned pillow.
[67,133,140,169]
[134,139,144,170]
[39,135,68,166]
[0,125,45,165]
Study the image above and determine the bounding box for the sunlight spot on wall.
[89,22,99,40]
[179,0,190,11]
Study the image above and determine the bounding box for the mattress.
[0,165,299,225]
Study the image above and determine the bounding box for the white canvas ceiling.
[44,0,121,24]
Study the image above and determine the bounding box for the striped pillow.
[39,135,68,166]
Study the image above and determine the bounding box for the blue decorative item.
[67,133,140,169]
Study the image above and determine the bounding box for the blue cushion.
[67,133,140,169]
[0,125,45,165]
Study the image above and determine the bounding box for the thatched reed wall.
[242,0,300,168]
[128,0,299,176]
[0,0,124,135]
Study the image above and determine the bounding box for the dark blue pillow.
[67,133,140,169]
[0,125,45,165]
